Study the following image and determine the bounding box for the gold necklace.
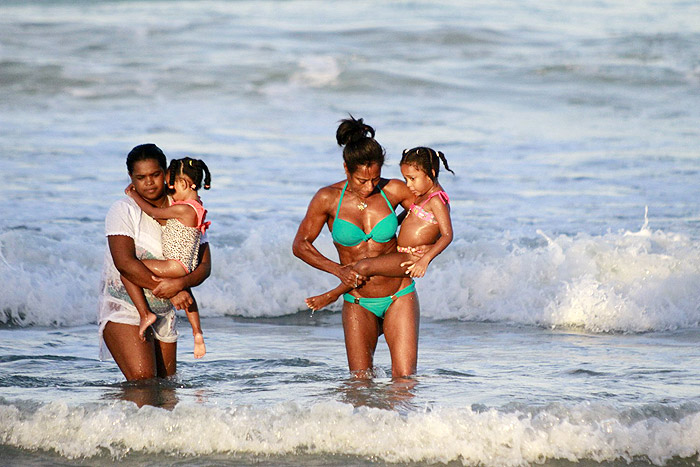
[347,187,368,210]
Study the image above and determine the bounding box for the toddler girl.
[123,157,211,358]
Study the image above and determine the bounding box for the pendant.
[357,201,367,211]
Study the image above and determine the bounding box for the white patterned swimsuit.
[162,199,210,273]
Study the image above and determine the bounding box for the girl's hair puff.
[167,157,212,191]
[336,115,385,174]
[400,147,454,181]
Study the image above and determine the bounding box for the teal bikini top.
[332,182,398,247]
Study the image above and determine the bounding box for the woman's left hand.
[170,290,193,311]
[152,276,186,299]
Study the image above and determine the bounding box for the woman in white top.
[98,144,211,380]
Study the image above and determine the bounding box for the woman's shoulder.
[379,178,412,202]
[312,181,345,205]
[105,197,142,237]
[106,197,140,219]
[380,178,406,190]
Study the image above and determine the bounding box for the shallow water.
[1,0,700,465]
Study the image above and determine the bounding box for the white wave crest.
[420,220,700,332]
[2,216,700,332]
[1,400,698,465]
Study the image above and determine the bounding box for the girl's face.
[345,163,382,198]
[130,159,165,202]
[401,163,434,197]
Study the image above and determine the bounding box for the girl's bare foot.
[305,292,339,311]
[194,332,206,359]
[139,313,157,341]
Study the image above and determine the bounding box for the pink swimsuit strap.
[172,199,211,234]
[419,190,449,207]
[408,190,449,225]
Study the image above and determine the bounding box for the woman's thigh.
[342,301,381,376]
[102,321,157,381]
[383,290,420,378]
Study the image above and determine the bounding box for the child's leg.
[353,251,413,278]
[306,282,351,311]
[305,252,414,312]
[185,292,206,359]
[141,259,188,278]
[120,275,156,341]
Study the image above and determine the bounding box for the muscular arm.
[292,187,364,287]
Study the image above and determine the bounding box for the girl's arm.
[292,187,366,288]
[404,199,453,277]
[125,185,195,225]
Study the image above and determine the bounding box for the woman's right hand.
[337,264,367,289]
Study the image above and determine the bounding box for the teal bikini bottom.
[343,281,416,319]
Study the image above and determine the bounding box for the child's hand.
[405,257,430,278]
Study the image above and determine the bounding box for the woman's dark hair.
[336,115,385,174]
[126,143,167,175]
[168,157,212,191]
[400,147,454,181]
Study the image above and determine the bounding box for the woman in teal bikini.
[293,116,417,378]
[306,147,454,312]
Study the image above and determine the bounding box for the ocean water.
[1,0,700,465]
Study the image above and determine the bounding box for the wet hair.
[400,147,454,181]
[336,115,385,174]
[126,143,167,175]
[167,157,212,191]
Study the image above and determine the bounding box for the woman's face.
[346,163,382,198]
[130,159,166,202]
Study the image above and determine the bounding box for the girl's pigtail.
[437,150,455,175]
[168,159,179,189]
[200,160,212,189]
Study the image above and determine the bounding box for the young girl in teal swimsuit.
[306,147,454,314]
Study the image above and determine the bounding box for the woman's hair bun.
[336,114,375,146]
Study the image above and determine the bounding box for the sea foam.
[0,399,698,465]
[1,215,699,333]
